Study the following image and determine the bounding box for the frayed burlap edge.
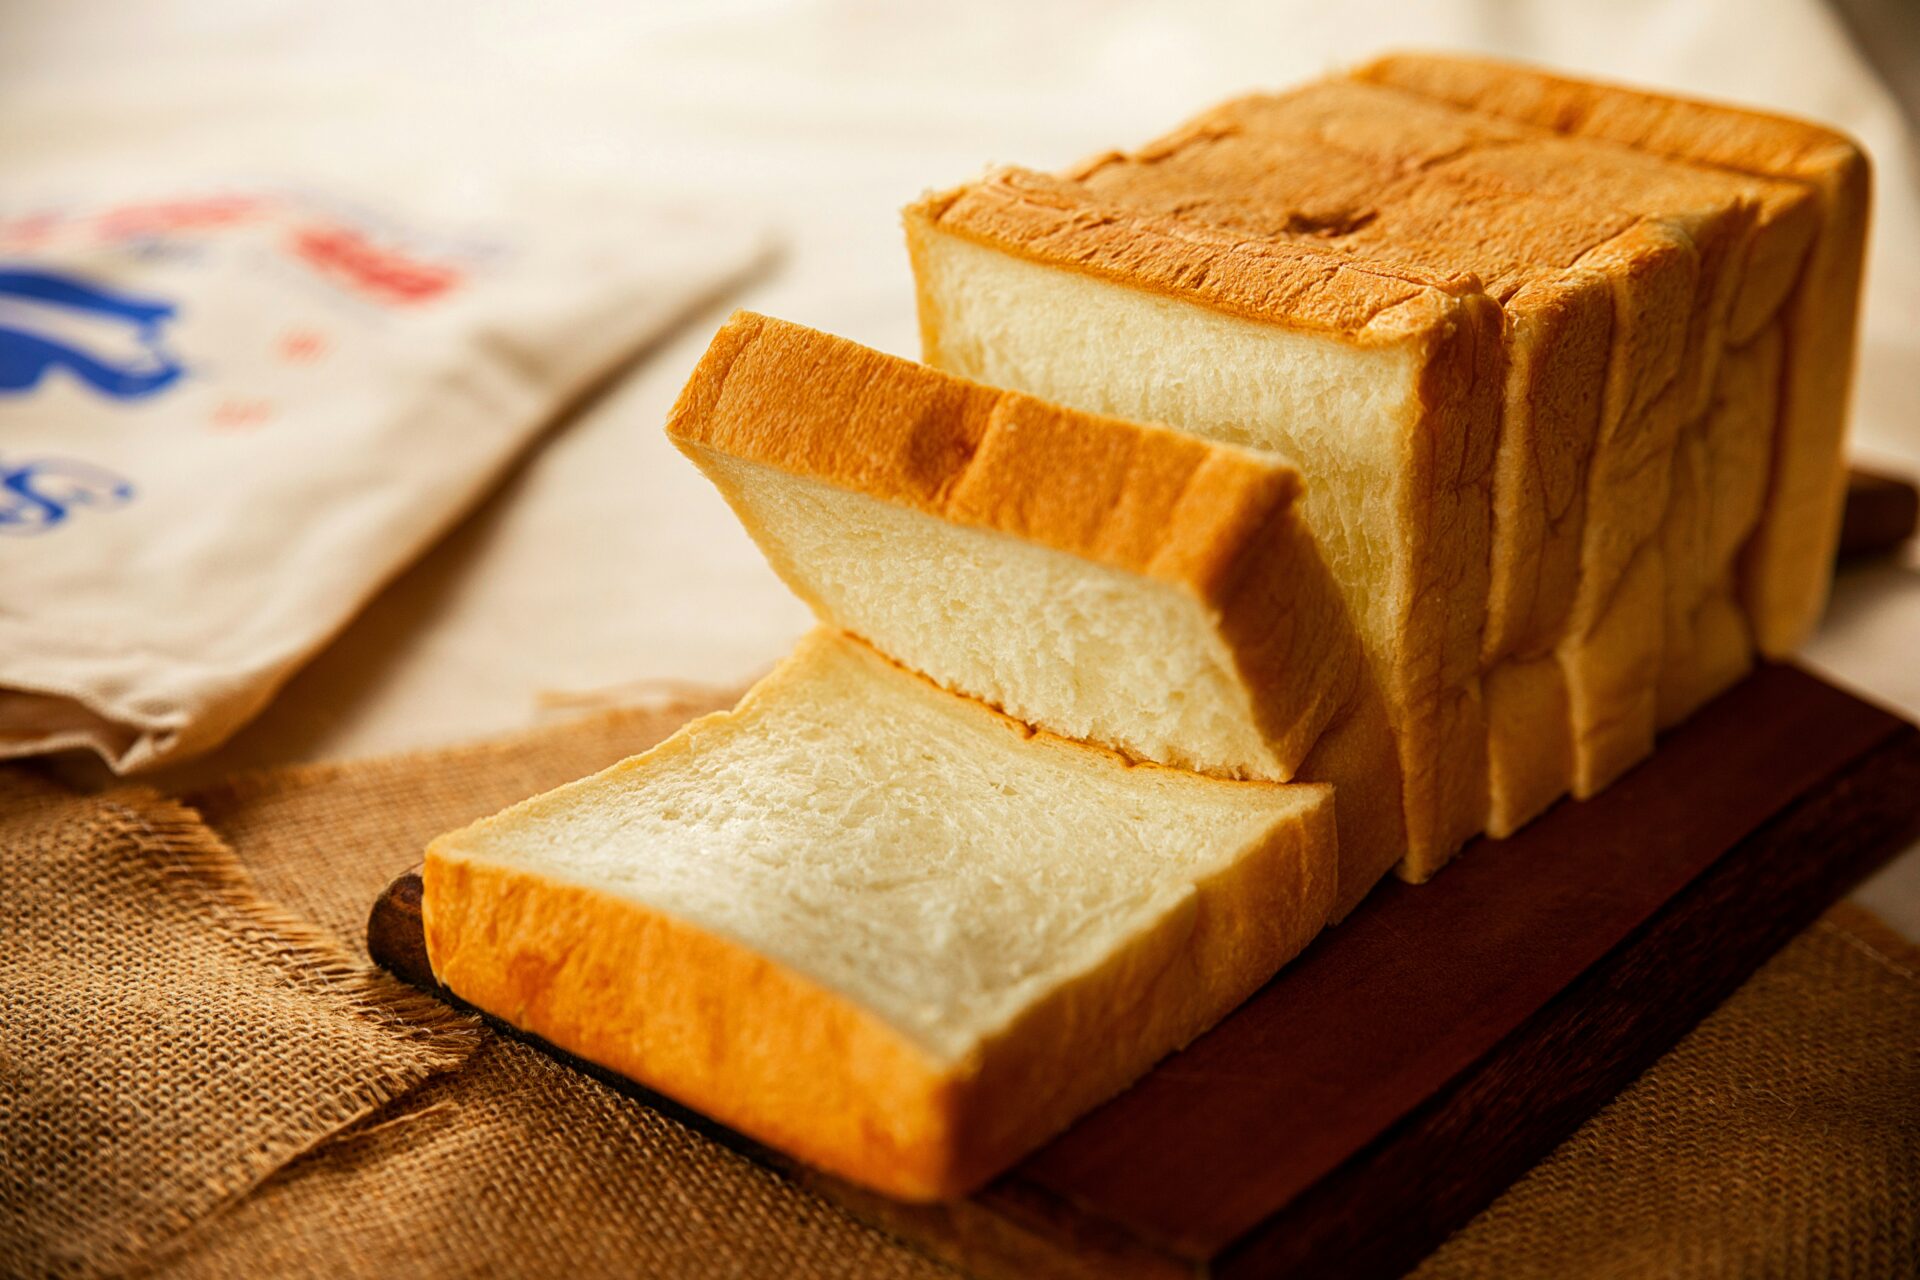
[56,789,483,1277]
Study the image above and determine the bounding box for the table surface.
[7,0,1919,937]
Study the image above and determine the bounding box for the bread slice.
[906,167,1504,879]
[1354,51,1869,660]
[667,310,1404,914]
[1657,319,1785,725]
[423,628,1337,1201]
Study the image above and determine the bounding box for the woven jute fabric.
[1413,902,1920,1280]
[139,696,955,1279]
[18,695,1917,1278]
[0,771,480,1279]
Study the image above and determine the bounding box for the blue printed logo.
[0,456,136,535]
[0,267,185,399]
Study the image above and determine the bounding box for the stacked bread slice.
[907,53,1866,854]
[1354,53,1870,666]
[422,54,1866,1204]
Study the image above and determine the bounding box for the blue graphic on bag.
[0,267,185,399]
[0,456,136,535]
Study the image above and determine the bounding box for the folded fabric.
[0,773,479,1278]
[0,185,766,771]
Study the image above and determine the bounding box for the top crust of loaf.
[668,310,1310,606]
[1350,53,1838,343]
[1064,82,1687,289]
[1353,51,1866,184]
[1052,80,1797,319]
[906,167,1488,344]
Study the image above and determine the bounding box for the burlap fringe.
[104,790,483,1074]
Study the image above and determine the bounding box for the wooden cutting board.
[369,476,1920,1280]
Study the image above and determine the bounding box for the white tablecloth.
[6,0,1917,932]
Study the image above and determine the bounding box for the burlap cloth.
[0,773,479,1279]
[6,697,1918,1277]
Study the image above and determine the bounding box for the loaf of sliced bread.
[906,169,1502,878]
[908,68,1858,832]
[667,310,1404,913]
[423,628,1337,1201]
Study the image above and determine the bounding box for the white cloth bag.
[0,185,763,770]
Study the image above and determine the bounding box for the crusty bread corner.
[423,850,966,1198]
[423,630,1338,1201]
[666,309,1305,607]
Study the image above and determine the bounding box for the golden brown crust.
[906,168,1482,344]
[1483,275,1611,663]
[1354,51,1862,180]
[667,310,1300,605]
[1068,83,1668,286]
[1657,322,1782,727]
[1746,151,1870,654]
[1355,50,1869,655]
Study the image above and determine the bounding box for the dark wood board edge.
[1217,720,1920,1280]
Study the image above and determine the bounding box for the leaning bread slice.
[906,170,1502,880]
[668,310,1404,914]
[1355,51,1870,659]
[424,628,1337,1201]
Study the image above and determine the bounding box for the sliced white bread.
[906,169,1503,879]
[423,628,1337,1201]
[667,310,1405,914]
[1355,52,1870,663]
[909,73,1836,829]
